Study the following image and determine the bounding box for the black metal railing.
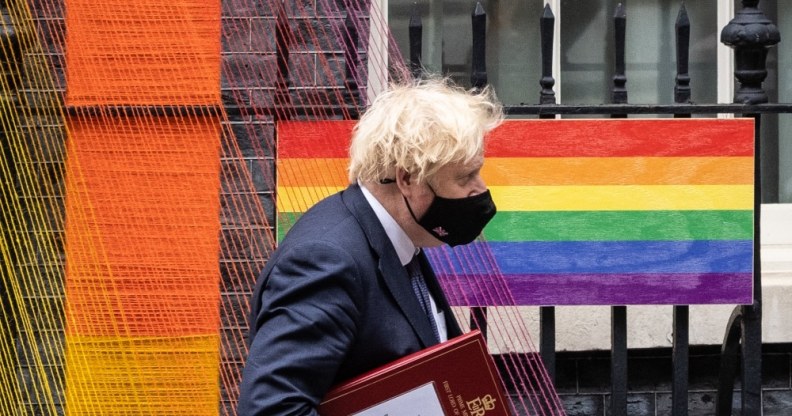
[404,1,783,416]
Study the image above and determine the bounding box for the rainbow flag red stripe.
[276,119,754,305]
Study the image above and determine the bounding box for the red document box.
[318,330,512,416]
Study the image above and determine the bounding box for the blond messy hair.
[348,77,503,184]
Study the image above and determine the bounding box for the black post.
[714,112,764,416]
[470,2,486,90]
[671,6,691,416]
[468,1,487,338]
[470,307,487,341]
[716,308,744,415]
[672,306,690,416]
[610,308,628,416]
[719,1,777,414]
[721,0,780,203]
[538,3,556,383]
[610,5,628,416]
[408,3,422,80]
[736,111,764,416]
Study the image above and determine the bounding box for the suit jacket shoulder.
[238,184,462,415]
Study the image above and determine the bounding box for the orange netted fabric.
[64,114,221,337]
[65,0,221,106]
[61,0,223,413]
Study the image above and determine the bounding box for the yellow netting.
[2,1,69,414]
[65,335,219,414]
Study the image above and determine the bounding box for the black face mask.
[404,186,497,247]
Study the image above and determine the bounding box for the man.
[237,78,503,415]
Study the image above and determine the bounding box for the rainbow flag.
[276,119,754,306]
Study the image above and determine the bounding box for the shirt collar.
[359,183,417,266]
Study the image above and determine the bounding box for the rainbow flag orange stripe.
[279,157,753,186]
[276,119,754,305]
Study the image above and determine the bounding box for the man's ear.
[395,168,414,196]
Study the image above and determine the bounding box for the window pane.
[560,0,718,105]
[773,0,792,202]
[482,1,544,105]
[388,0,444,75]
[388,0,543,105]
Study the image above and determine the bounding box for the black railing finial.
[674,3,691,104]
[720,0,780,104]
[408,2,423,80]
[611,3,627,105]
[470,2,487,90]
[539,4,556,105]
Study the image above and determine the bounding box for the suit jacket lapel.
[341,185,440,347]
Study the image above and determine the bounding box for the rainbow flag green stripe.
[277,212,301,242]
[279,210,753,242]
[483,210,753,241]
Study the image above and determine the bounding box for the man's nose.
[469,175,487,196]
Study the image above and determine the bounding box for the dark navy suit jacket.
[237,184,462,415]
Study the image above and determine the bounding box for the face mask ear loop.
[425,181,438,197]
[403,195,422,224]
[403,178,437,224]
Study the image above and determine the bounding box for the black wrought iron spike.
[409,2,422,79]
[611,3,627,105]
[675,3,691,104]
[539,4,556,105]
[470,2,487,90]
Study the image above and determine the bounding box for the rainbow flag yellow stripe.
[277,184,752,212]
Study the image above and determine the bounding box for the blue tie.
[406,255,440,343]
